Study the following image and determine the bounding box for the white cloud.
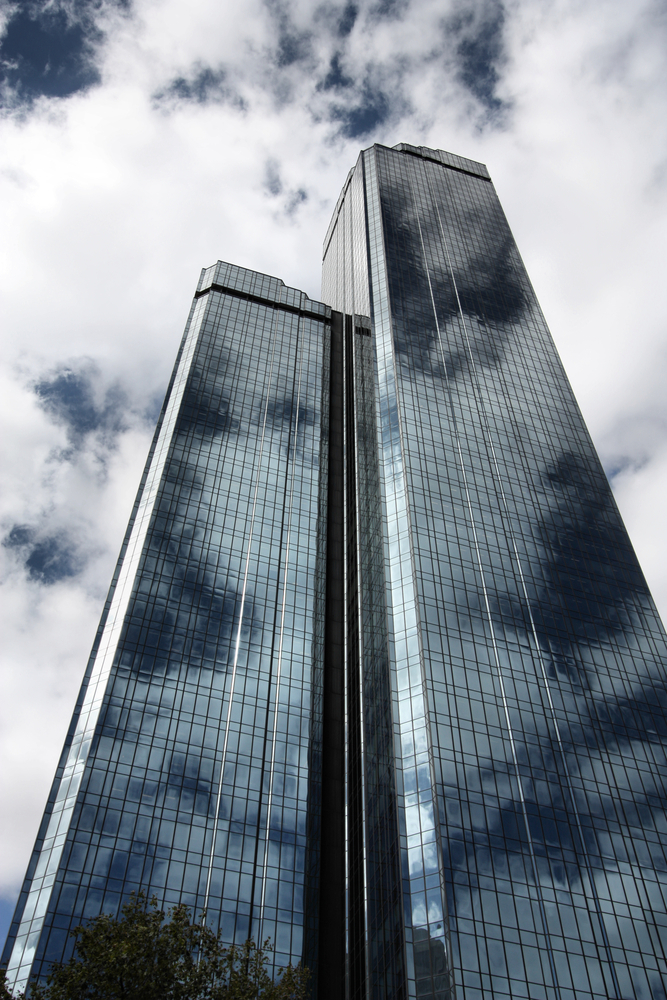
[1,0,666,941]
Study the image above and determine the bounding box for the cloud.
[330,79,392,137]
[0,358,151,605]
[264,157,283,195]
[0,0,130,109]
[153,65,246,110]
[337,2,358,36]
[262,0,315,72]
[318,51,354,91]
[33,362,127,448]
[285,186,307,214]
[3,524,81,585]
[0,6,98,106]
[447,0,508,118]
[262,157,309,216]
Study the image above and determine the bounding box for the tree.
[1,968,21,1000]
[2,894,309,1000]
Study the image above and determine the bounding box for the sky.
[1,0,666,948]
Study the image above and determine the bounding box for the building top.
[323,142,490,258]
[197,260,331,319]
[391,142,490,180]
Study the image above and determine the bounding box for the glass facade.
[2,263,335,992]
[4,143,667,1000]
[322,143,667,1000]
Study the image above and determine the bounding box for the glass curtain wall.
[322,143,667,1000]
[3,264,332,992]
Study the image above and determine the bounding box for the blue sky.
[1,0,667,949]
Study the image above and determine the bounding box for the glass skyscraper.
[4,143,667,1000]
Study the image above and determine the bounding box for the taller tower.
[321,143,667,1000]
[3,144,667,1000]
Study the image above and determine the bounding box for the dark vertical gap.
[345,314,367,1000]
[317,311,347,998]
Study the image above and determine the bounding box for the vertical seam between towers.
[348,185,356,316]
[316,312,346,997]
[257,312,306,941]
[203,302,283,915]
[428,187,623,999]
[344,312,358,995]
[342,312,351,992]
[413,206,564,1000]
[348,318,372,998]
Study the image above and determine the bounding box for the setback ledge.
[195,282,331,322]
[395,146,492,182]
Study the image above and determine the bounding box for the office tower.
[321,143,667,1000]
[2,264,338,992]
[4,143,667,1000]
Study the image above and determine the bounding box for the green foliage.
[2,894,309,1000]
[1,968,22,1000]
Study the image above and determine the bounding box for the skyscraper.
[4,143,667,1000]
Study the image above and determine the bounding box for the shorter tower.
[2,263,346,993]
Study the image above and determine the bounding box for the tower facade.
[322,143,667,1000]
[3,264,338,991]
[4,144,667,1000]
